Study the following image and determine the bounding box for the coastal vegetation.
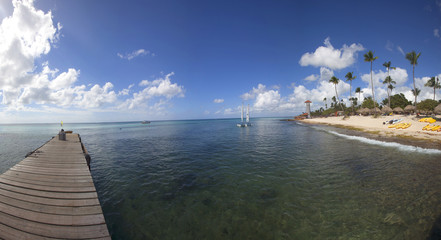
[309,49,441,118]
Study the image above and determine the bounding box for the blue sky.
[0,0,440,123]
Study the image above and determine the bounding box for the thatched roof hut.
[359,108,370,116]
[434,104,441,114]
[393,107,404,114]
[370,107,381,115]
[404,105,416,113]
[381,106,393,114]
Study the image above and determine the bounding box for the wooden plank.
[0,211,109,239]
[6,169,94,181]
[0,185,100,206]
[17,160,88,169]
[0,222,48,240]
[0,182,98,199]
[0,194,103,215]
[0,177,96,193]
[0,202,106,226]
[12,165,91,175]
[0,174,94,188]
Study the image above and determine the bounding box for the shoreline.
[301,115,441,151]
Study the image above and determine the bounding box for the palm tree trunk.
[370,62,376,110]
[388,89,391,108]
[350,82,354,114]
[388,68,391,108]
[413,64,417,108]
[434,86,436,101]
[335,85,343,112]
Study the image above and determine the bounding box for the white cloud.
[213,98,224,103]
[122,72,185,110]
[73,82,117,108]
[361,67,408,88]
[385,40,394,51]
[319,67,334,81]
[117,49,153,60]
[360,67,409,103]
[434,28,441,40]
[299,37,364,70]
[304,74,319,81]
[397,46,405,56]
[254,89,281,111]
[241,83,267,100]
[0,0,60,90]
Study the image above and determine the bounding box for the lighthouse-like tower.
[305,100,311,119]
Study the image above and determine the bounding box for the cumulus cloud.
[117,49,153,60]
[0,0,60,90]
[213,98,224,103]
[299,37,364,70]
[304,74,319,81]
[122,72,185,109]
[241,83,267,100]
[360,67,409,103]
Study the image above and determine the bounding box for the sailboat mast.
[241,103,244,122]
[246,104,249,123]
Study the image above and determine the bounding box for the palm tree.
[364,51,378,110]
[388,84,395,104]
[355,87,363,103]
[412,88,421,105]
[405,51,421,107]
[345,72,356,113]
[382,61,396,76]
[329,76,344,111]
[424,77,441,100]
[383,76,396,108]
[323,97,327,109]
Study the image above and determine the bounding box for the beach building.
[305,100,311,119]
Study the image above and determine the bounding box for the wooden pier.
[0,133,110,239]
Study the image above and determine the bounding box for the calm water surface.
[1,118,441,239]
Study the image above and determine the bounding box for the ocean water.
[1,118,441,239]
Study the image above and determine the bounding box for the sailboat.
[237,103,246,127]
[237,103,251,127]
[245,104,252,127]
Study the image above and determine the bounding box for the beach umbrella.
[381,106,392,114]
[404,105,415,113]
[434,104,441,114]
[393,107,404,114]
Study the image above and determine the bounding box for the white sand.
[302,115,441,142]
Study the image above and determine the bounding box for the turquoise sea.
[1,118,441,239]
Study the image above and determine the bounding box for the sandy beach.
[302,115,441,143]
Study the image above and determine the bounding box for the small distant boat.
[237,104,252,127]
[141,121,151,124]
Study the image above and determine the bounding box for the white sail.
[241,103,244,122]
[246,104,249,123]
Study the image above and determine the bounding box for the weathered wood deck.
[0,133,110,239]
